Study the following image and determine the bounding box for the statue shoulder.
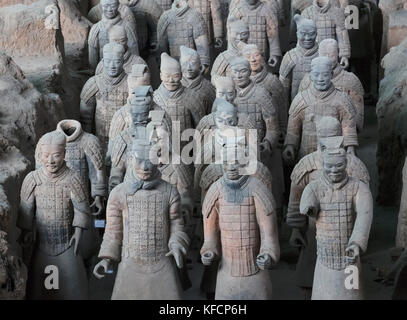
[82,133,104,170]
[69,170,87,202]
[202,179,222,217]
[80,76,98,102]
[291,152,320,184]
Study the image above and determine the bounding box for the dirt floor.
[86,104,401,300]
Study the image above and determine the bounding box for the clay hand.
[289,228,307,248]
[347,146,355,156]
[201,251,216,266]
[340,57,349,69]
[93,258,111,279]
[166,243,186,269]
[345,244,360,264]
[268,55,279,68]
[256,253,273,270]
[91,196,104,216]
[282,145,295,164]
[214,37,223,49]
[69,227,82,256]
[302,205,317,217]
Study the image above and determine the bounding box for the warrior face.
[231,29,249,49]
[223,161,243,180]
[231,63,251,89]
[133,157,155,181]
[323,153,347,183]
[181,55,201,80]
[103,50,124,78]
[40,144,66,174]
[101,0,119,19]
[109,25,128,49]
[297,22,317,50]
[131,107,150,127]
[161,71,182,92]
[319,39,339,69]
[216,82,236,103]
[215,100,238,129]
[311,57,333,91]
[242,45,263,73]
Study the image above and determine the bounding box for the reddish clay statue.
[93,139,189,299]
[18,132,90,299]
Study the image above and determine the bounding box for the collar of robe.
[130,169,161,193]
[298,41,319,56]
[40,164,70,182]
[313,0,331,13]
[222,174,250,203]
[159,84,185,99]
[181,74,203,89]
[102,71,126,87]
[310,82,335,99]
[56,120,83,143]
[251,66,268,84]
[237,81,254,98]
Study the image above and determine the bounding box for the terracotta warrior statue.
[211,18,249,83]
[227,56,284,220]
[0,230,27,300]
[157,0,210,70]
[283,56,358,164]
[180,46,216,115]
[187,0,224,50]
[118,0,163,57]
[230,0,286,26]
[93,138,189,299]
[200,134,280,299]
[80,42,129,153]
[302,0,351,68]
[109,87,169,191]
[287,116,369,295]
[229,0,281,68]
[154,53,205,134]
[299,39,365,131]
[300,147,373,300]
[279,14,318,103]
[241,43,287,135]
[87,0,135,24]
[18,132,90,299]
[95,25,147,75]
[88,0,139,70]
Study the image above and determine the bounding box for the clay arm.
[194,34,210,70]
[211,0,224,48]
[254,188,280,268]
[262,95,281,150]
[88,25,100,70]
[80,78,98,133]
[340,97,359,149]
[286,173,309,229]
[346,78,365,132]
[299,182,320,218]
[200,199,220,266]
[17,173,36,247]
[335,9,351,65]
[70,176,91,255]
[266,12,281,67]
[396,158,407,249]
[98,188,124,262]
[283,98,304,163]
[167,186,190,269]
[346,181,373,261]
[109,157,126,193]
[279,54,294,102]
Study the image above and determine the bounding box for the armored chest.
[123,190,169,265]
[236,99,265,140]
[34,179,74,256]
[246,10,268,57]
[188,0,212,40]
[167,16,195,59]
[315,13,336,43]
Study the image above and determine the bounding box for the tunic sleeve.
[99,187,124,261]
[349,181,373,253]
[168,185,190,252]
[17,172,36,231]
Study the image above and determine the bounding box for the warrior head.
[103,42,125,78]
[130,139,158,181]
[129,86,153,127]
[214,76,236,103]
[101,0,119,20]
[108,25,128,50]
[294,14,317,50]
[310,56,333,92]
[220,129,250,180]
[241,43,264,75]
[316,116,344,151]
[214,98,238,129]
[322,147,348,183]
[228,18,249,51]
[37,131,66,175]
[160,53,182,92]
[180,46,203,80]
[230,56,252,89]
[127,64,151,99]
[319,39,339,69]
